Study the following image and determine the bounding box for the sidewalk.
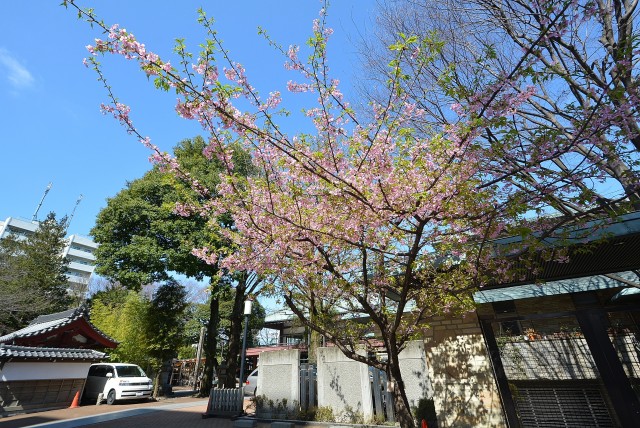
[0,391,261,428]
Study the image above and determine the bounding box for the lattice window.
[514,382,614,428]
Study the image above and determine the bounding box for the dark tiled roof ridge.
[0,343,107,361]
[0,315,74,343]
[29,306,86,325]
[0,343,98,352]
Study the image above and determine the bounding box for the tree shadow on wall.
[326,366,365,423]
[408,366,438,427]
[427,333,503,428]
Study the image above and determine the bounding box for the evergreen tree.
[146,278,188,396]
[22,213,71,308]
[91,137,257,396]
[0,212,70,332]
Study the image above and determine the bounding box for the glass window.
[115,365,146,377]
[89,365,107,377]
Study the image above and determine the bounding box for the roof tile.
[0,344,107,361]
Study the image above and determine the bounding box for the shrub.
[314,406,335,422]
[413,398,438,428]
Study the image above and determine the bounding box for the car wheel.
[253,387,257,396]
[106,390,117,405]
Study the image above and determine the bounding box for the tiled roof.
[0,306,117,347]
[0,344,107,362]
[29,307,80,325]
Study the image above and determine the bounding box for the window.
[115,365,146,377]
[89,365,108,377]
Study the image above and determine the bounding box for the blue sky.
[0,1,376,237]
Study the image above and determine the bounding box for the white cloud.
[0,48,35,90]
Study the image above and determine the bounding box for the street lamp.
[239,298,253,392]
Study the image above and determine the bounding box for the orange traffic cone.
[421,419,428,428]
[69,390,80,408]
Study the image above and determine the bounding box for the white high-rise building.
[0,216,98,299]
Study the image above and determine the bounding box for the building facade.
[257,212,640,427]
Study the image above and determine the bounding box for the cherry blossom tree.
[63,0,639,425]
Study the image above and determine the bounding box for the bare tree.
[363,0,640,218]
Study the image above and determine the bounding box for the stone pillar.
[399,340,433,409]
[317,347,373,422]
[256,349,300,410]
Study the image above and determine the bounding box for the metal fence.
[298,362,396,423]
[371,368,395,423]
[299,363,317,410]
[202,387,244,417]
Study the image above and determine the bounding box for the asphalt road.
[0,392,258,428]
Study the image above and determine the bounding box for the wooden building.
[0,307,117,414]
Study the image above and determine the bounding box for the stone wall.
[424,313,507,428]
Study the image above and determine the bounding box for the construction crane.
[67,194,84,229]
[32,182,52,222]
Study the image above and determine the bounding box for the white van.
[83,363,153,404]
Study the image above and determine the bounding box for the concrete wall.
[256,349,299,411]
[317,346,373,422]
[254,320,506,427]
[424,313,507,428]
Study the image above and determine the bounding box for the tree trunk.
[199,295,219,397]
[388,351,415,428]
[224,282,245,387]
[153,370,162,398]
[307,291,321,364]
[308,329,322,364]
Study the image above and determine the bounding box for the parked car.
[244,368,258,396]
[83,363,153,405]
